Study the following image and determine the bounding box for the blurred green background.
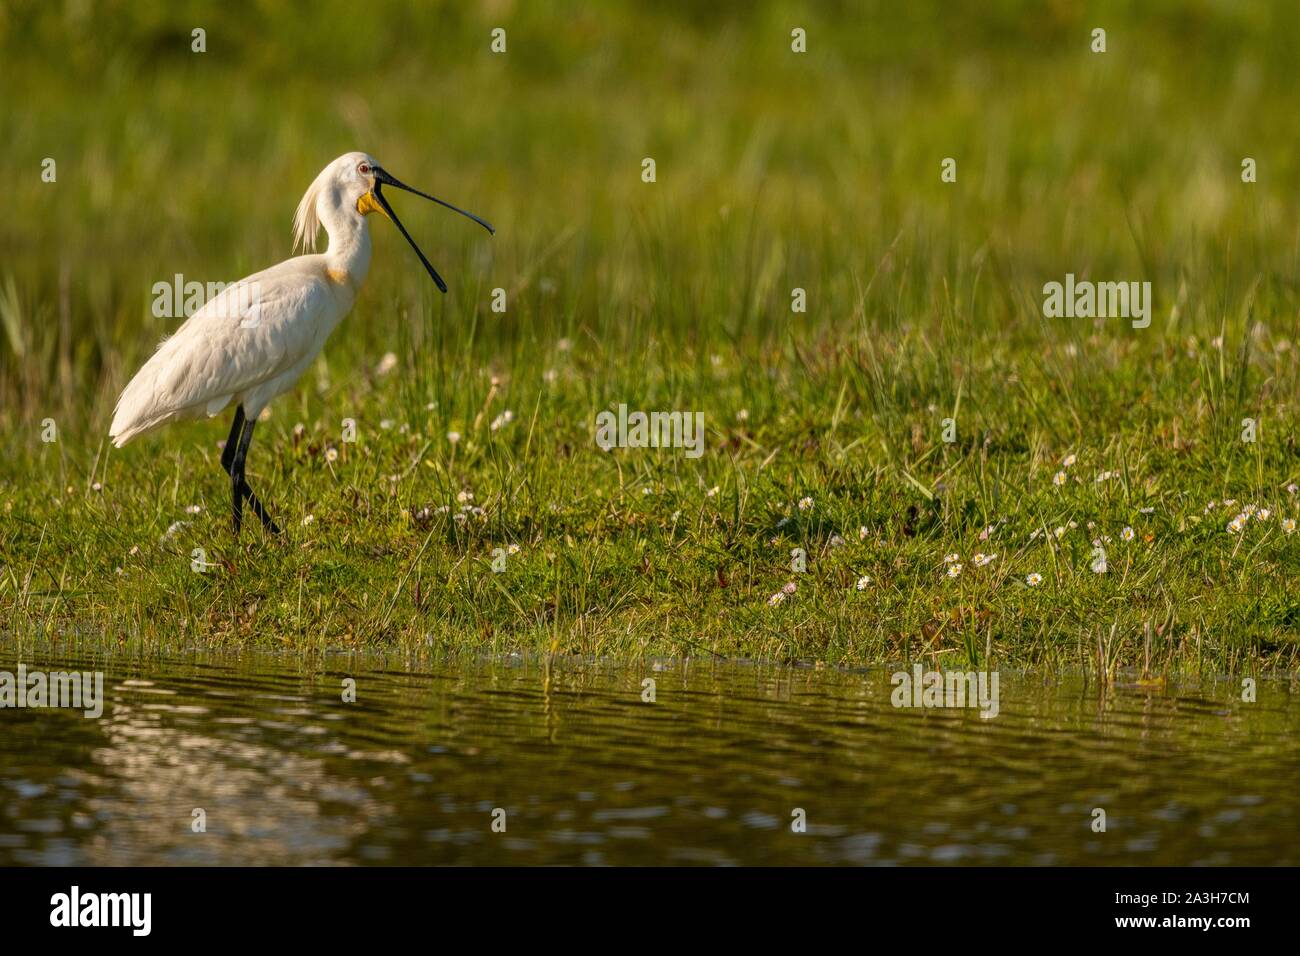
[2,0,1297,420]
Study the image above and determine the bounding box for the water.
[0,651,1295,865]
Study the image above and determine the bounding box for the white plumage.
[111,152,377,446]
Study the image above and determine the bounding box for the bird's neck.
[322,215,372,286]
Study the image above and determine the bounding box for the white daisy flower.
[1121,527,1135,542]
[797,496,814,511]
[856,575,871,590]
[1026,573,1042,586]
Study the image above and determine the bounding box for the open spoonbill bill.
[109,151,494,535]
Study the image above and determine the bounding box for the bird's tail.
[109,355,171,447]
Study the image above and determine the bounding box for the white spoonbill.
[109,151,494,535]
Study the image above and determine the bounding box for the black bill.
[370,166,495,295]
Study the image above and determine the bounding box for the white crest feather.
[292,167,327,252]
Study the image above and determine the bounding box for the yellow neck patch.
[325,267,354,286]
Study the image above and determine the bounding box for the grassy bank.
[2,1,1299,672]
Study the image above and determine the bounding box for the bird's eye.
[358,163,370,175]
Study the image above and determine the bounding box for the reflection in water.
[0,652,1295,865]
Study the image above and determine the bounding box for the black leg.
[228,411,282,537]
[222,405,281,537]
[231,415,251,535]
[221,406,245,476]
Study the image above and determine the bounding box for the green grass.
[2,1,1299,672]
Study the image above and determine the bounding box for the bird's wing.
[111,266,333,443]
